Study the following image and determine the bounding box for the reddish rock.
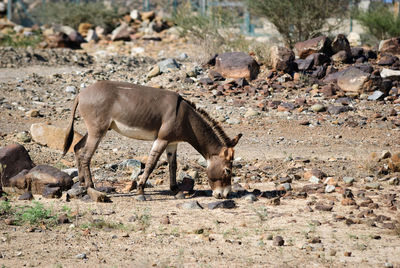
[9,165,73,195]
[111,23,134,41]
[379,37,400,57]
[214,52,259,80]
[270,46,295,73]
[294,36,331,59]
[0,144,35,187]
[388,152,400,172]
[331,34,351,55]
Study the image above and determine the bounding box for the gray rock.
[336,67,370,93]
[244,108,259,118]
[366,182,381,190]
[208,200,236,210]
[343,177,354,184]
[281,183,292,191]
[367,91,384,101]
[19,191,34,200]
[67,186,86,198]
[388,177,399,185]
[226,118,241,125]
[119,159,142,180]
[16,131,31,143]
[177,201,203,210]
[325,184,335,193]
[65,86,77,94]
[309,176,321,184]
[197,156,207,167]
[158,58,180,73]
[380,68,400,79]
[75,253,87,259]
[243,194,257,202]
[62,168,78,178]
[273,236,284,246]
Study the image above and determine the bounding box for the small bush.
[355,2,400,40]
[172,2,269,61]
[15,201,57,226]
[0,30,43,48]
[31,1,121,33]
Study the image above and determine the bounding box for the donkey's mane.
[184,99,231,147]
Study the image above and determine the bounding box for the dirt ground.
[0,42,400,267]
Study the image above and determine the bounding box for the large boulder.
[8,165,73,196]
[294,36,332,59]
[0,144,35,187]
[214,52,259,80]
[270,46,296,73]
[379,37,400,58]
[30,123,82,153]
[336,67,371,93]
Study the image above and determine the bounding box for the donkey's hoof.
[135,194,146,201]
[174,191,185,199]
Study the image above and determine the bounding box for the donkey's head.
[206,134,242,199]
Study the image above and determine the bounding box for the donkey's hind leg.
[74,133,88,185]
[166,144,178,194]
[79,130,106,188]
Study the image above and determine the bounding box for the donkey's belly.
[110,120,157,141]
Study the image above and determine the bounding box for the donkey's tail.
[62,96,79,156]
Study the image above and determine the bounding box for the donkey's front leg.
[166,144,178,194]
[136,139,168,200]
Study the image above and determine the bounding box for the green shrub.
[31,1,121,33]
[0,30,43,48]
[246,0,349,47]
[172,2,272,64]
[355,2,400,40]
[15,201,57,226]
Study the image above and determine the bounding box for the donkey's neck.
[182,106,225,159]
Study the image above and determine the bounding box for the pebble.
[65,86,77,94]
[62,168,79,178]
[343,177,354,184]
[226,118,241,125]
[177,201,203,210]
[243,194,257,202]
[309,176,320,184]
[325,185,335,193]
[281,183,292,191]
[147,65,160,78]
[310,104,326,112]
[367,90,384,101]
[25,110,40,117]
[244,108,259,118]
[388,177,399,185]
[16,131,31,143]
[365,182,380,190]
[344,251,352,257]
[208,200,236,210]
[75,253,87,259]
[273,236,284,246]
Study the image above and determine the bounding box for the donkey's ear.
[230,133,242,147]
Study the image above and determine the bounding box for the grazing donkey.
[63,81,242,199]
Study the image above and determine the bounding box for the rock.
[78,23,92,37]
[9,165,73,195]
[30,123,83,153]
[111,23,133,41]
[177,201,203,210]
[16,131,31,143]
[388,176,399,185]
[270,46,295,73]
[294,36,331,59]
[273,236,284,246]
[325,185,335,193]
[341,198,356,206]
[388,152,400,172]
[25,110,40,118]
[177,177,194,192]
[380,68,400,79]
[87,187,111,202]
[306,53,330,66]
[226,118,241,125]
[85,29,99,42]
[42,186,62,198]
[368,90,386,101]
[295,58,314,71]
[0,144,35,187]
[158,58,180,73]
[377,54,398,66]
[379,37,400,57]
[266,197,280,206]
[343,177,355,185]
[130,9,141,20]
[315,202,333,211]
[331,34,351,55]
[344,251,352,257]
[58,214,70,224]
[75,253,87,259]
[119,159,142,180]
[304,169,326,181]
[365,183,380,190]
[327,105,351,115]
[347,32,361,47]
[67,186,86,198]
[281,183,292,191]
[310,104,325,113]
[141,10,155,21]
[62,168,78,178]
[18,191,33,200]
[336,67,370,93]
[208,200,236,209]
[214,52,259,80]
[243,194,257,202]
[332,50,349,63]
[244,108,259,118]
